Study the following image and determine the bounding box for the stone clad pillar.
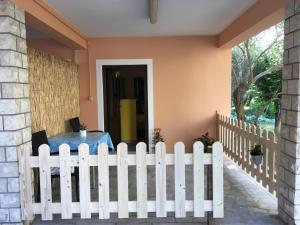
[279,0,300,224]
[0,0,30,224]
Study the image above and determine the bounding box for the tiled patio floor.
[32,156,285,225]
[213,157,284,225]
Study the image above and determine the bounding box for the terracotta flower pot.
[251,155,263,166]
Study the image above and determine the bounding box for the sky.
[254,23,283,48]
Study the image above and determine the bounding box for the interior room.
[103,65,148,149]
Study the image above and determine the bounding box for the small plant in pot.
[250,144,263,166]
[194,132,215,153]
[152,128,164,151]
[79,123,87,137]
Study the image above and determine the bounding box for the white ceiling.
[45,0,257,37]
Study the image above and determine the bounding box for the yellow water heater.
[120,99,137,142]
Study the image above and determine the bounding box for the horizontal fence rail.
[19,141,224,221]
[217,114,278,194]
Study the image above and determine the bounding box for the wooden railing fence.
[217,113,278,194]
[19,141,224,221]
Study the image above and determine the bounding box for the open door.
[103,65,148,150]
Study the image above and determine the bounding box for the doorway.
[96,59,154,152]
[102,65,148,148]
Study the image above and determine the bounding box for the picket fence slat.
[175,142,186,218]
[59,144,72,219]
[21,141,224,222]
[117,143,129,218]
[217,113,277,195]
[268,132,276,192]
[79,144,91,218]
[136,142,148,218]
[98,144,110,219]
[212,142,224,218]
[245,123,250,172]
[193,141,205,217]
[39,144,53,220]
[256,128,262,182]
[156,142,167,217]
[261,130,268,187]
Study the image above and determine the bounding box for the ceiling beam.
[218,0,291,48]
[11,0,88,49]
[149,0,158,24]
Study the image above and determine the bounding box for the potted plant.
[152,128,164,151]
[194,132,215,153]
[79,123,87,137]
[250,144,263,166]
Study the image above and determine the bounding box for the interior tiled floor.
[32,156,285,225]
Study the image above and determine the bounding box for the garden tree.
[247,67,281,126]
[232,23,283,122]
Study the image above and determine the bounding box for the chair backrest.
[69,117,81,132]
[32,130,49,156]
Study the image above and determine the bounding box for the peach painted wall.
[76,36,231,151]
[27,38,75,61]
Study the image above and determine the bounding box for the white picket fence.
[217,114,278,194]
[19,141,224,221]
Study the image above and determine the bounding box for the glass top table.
[48,132,114,154]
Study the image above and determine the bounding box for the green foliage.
[231,22,283,126]
[249,144,263,156]
[80,123,87,130]
[194,132,215,153]
[152,128,164,145]
[247,56,282,121]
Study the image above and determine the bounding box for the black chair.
[32,130,50,156]
[32,130,79,201]
[69,117,103,133]
[69,117,81,132]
